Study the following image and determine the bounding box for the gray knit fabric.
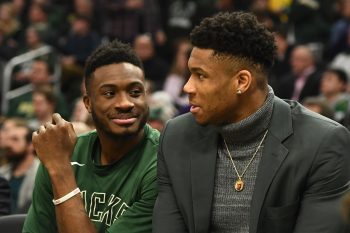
[210,88,274,233]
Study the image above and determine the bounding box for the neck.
[98,129,145,165]
[233,87,268,123]
[219,86,274,145]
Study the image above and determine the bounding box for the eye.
[129,88,143,97]
[198,74,205,80]
[103,90,115,97]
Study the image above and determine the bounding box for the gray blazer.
[153,97,350,233]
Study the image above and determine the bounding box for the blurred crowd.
[1,0,350,215]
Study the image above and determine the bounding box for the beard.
[91,107,149,141]
[5,150,27,164]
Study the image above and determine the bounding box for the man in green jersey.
[23,40,159,233]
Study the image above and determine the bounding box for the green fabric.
[23,124,159,233]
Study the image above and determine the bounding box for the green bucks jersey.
[23,124,159,233]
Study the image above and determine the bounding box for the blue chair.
[0,214,26,233]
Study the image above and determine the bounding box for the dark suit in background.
[0,176,11,216]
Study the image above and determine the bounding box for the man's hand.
[32,113,77,173]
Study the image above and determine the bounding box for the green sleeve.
[22,164,58,233]
[107,164,157,233]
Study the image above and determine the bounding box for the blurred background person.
[163,38,191,109]
[27,86,56,130]
[302,96,335,120]
[318,67,350,124]
[59,14,101,108]
[275,45,323,102]
[133,33,170,91]
[96,0,164,44]
[148,91,177,132]
[0,175,11,216]
[0,118,38,214]
[6,59,68,120]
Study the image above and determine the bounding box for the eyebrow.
[189,67,206,74]
[99,81,144,89]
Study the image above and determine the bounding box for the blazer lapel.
[249,97,293,233]
[191,126,219,233]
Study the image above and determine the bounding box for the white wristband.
[52,188,81,205]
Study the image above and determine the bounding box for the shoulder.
[144,124,160,147]
[286,99,342,130]
[160,113,217,148]
[275,98,350,151]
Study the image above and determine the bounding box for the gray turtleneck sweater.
[210,89,274,233]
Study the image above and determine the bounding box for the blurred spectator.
[67,0,100,33]
[27,2,57,45]
[163,38,191,108]
[0,2,21,38]
[157,0,198,60]
[275,45,323,102]
[96,0,163,44]
[0,175,10,216]
[70,97,95,133]
[60,14,100,107]
[288,0,335,47]
[12,26,54,89]
[327,0,350,60]
[134,34,170,91]
[0,2,21,61]
[0,118,39,214]
[302,96,335,120]
[7,60,69,120]
[330,26,350,81]
[27,86,56,130]
[318,68,350,123]
[269,26,293,91]
[148,91,177,132]
[0,117,18,166]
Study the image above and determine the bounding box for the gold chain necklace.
[223,130,268,192]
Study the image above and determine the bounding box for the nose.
[115,92,134,111]
[183,76,195,94]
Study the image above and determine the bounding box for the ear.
[235,70,252,94]
[83,95,92,113]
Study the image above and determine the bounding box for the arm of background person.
[23,165,58,232]
[0,176,10,216]
[293,125,350,233]
[152,123,188,233]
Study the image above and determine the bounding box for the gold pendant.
[234,178,244,192]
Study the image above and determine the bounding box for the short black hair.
[190,12,276,73]
[325,68,348,84]
[84,40,144,93]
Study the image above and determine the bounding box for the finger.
[52,113,65,125]
[38,125,46,134]
[32,131,38,140]
[44,121,54,130]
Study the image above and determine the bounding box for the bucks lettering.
[81,190,130,226]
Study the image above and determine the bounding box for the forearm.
[49,166,96,233]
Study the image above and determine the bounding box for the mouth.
[110,114,138,126]
[189,104,200,114]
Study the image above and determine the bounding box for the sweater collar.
[218,87,274,145]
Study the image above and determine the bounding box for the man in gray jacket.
[153,12,350,233]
